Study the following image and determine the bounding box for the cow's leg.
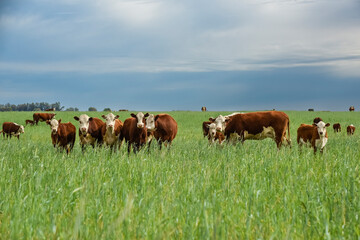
[127,142,131,154]
[313,147,317,154]
[158,140,163,150]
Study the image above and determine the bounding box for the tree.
[103,108,111,112]
[88,107,97,112]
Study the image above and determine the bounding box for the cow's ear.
[326,123,330,127]
[74,116,79,121]
[115,115,120,119]
[58,119,62,124]
[154,115,160,121]
[209,117,215,121]
[206,124,210,129]
[131,113,136,118]
[89,117,93,121]
[101,115,106,119]
[144,113,149,118]
[225,117,231,122]
[312,123,317,127]
[46,120,51,125]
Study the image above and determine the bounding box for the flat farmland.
[0,111,359,239]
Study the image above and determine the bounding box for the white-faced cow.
[146,113,178,149]
[1,122,25,139]
[333,123,341,133]
[46,119,76,154]
[349,106,355,112]
[73,114,105,151]
[25,119,35,126]
[201,106,207,112]
[101,113,123,151]
[206,122,225,144]
[211,111,291,148]
[297,121,330,154]
[347,124,355,135]
[120,112,149,154]
[33,113,56,125]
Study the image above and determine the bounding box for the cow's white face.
[131,112,148,129]
[212,115,229,133]
[102,113,119,133]
[146,114,156,132]
[49,119,59,134]
[19,125,25,134]
[315,121,330,137]
[207,123,217,138]
[75,114,91,135]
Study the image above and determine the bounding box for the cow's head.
[47,119,61,135]
[74,114,93,136]
[102,113,119,133]
[207,123,217,139]
[131,112,149,129]
[209,115,230,133]
[146,114,158,132]
[313,121,330,137]
[19,125,25,134]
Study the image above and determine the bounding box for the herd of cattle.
[0,111,357,155]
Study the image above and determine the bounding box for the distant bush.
[88,107,97,112]
[103,108,112,112]
[65,107,79,111]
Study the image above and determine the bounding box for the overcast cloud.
[0,0,359,111]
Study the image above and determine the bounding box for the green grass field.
[0,111,359,239]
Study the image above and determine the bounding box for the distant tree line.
[0,102,67,112]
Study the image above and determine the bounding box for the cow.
[45,108,55,111]
[347,124,355,135]
[201,106,207,112]
[119,112,149,154]
[211,111,291,148]
[333,123,341,133]
[206,123,225,144]
[1,122,25,139]
[73,114,105,151]
[25,119,35,126]
[349,106,355,112]
[146,113,178,149]
[101,113,123,151]
[46,119,76,154]
[297,121,330,154]
[308,109,314,112]
[33,113,56,125]
[202,120,213,138]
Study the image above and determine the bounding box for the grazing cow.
[46,119,76,154]
[146,114,178,149]
[349,106,355,112]
[201,106,207,112]
[33,113,56,125]
[25,119,35,126]
[206,123,225,144]
[101,113,123,151]
[297,121,330,154]
[333,123,341,133]
[212,111,291,148]
[73,114,105,151]
[1,122,25,139]
[308,109,314,112]
[347,124,355,135]
[120,112,149,154]
[313,117,323,124]
[45,108,55,111]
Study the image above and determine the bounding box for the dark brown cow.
[46,119,76,154]
[33,113,56,125]
[297,121,330,154]
[201,106,207,112]
[333,123,341,133]
[349,106,355,112]
[202,120,212,138]
[1,122,25,139]
[146,114,178,149]
[120,112,149,154]
[25,119,35,126]
[73,114,105,151]
[101,113,123,151]
[347,125,355,135]
[215,111,291,148]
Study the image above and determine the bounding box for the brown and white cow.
[45,108,55,111]
[201,106,207,112]
[206,122,225,144]
[46,119,76,154]
[212,111,291,148]
[33,113,56,125]
[1,122,25,139]
[202,120,213,138]
[347,124,355,135]
[101,113,123,151]
[25,119,35,126]
[146,113,178,149]
[297,121,330,154]
[333,123,341,133]
[120,112,149,154]
[73,114,105,151]
[349,106,355,112]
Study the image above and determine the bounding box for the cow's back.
[121,117,136,142]
[297,124,316,143]
[2,122,17,133]
[154,114,178,141]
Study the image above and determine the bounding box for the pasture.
[0,111,359,239]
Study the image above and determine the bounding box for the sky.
[0,0,360,111]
